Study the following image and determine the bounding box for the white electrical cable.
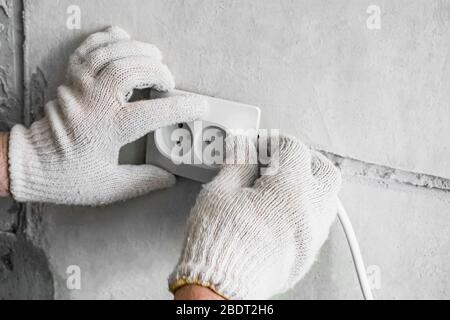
[336,199,374,300]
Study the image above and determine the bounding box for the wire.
[336,199,374,300]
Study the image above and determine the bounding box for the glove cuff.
[169,277,230,300]
[169,260,251,300]
[169,193,289,300]
[9,119,55,203]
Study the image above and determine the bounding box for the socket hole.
[212,150,220,157]
[205,136,215,145]
[154,123,194,163]
[202,126,227,166]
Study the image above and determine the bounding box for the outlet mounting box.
[146,90,261,183]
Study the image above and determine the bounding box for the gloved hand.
[169,135,341,299]
[8,27,205,206]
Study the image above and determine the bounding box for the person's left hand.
[8,27,205,206]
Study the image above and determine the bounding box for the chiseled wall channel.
[0,0,449,299]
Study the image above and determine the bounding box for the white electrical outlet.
[146,90,261,182]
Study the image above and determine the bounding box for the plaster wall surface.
[23,0,450,179]
[36,176,450,300]
[0,0,449,299]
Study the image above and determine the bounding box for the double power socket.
[145,90,261,182]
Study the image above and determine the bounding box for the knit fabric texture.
[9,26,205,205]
[170,135,342,299]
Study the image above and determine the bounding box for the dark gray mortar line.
[14,0,26,234]
[15,0,24,125]
[320,150,450,193]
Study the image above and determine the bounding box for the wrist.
[8,119,59,203]
[173,285,225,300]
[170,277,230,300]
[0,132,10,197]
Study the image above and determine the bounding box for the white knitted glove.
[8,27,205,206]
[169,135,342,299]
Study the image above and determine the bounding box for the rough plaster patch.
[28,68,47,122]
[0,232,54,299]
[1,202,55,300]
[0,201,19,232]
[26,203,48,244]
[0,0,11,18]
[322,150,450,192]
[0,96,22,130]
[0,78,6,97]
[0,231,14,272]
[0,0,22,130]
[0,240,13,274]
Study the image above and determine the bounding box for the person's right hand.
[8,27,205,206]
[170,135,341,299]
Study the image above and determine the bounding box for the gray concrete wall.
[0,0,449,299]
[0,0,54,299]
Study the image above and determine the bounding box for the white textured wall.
[8,0,450,299]
[23,0,450,178]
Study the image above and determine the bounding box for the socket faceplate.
[146,90,261,183]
